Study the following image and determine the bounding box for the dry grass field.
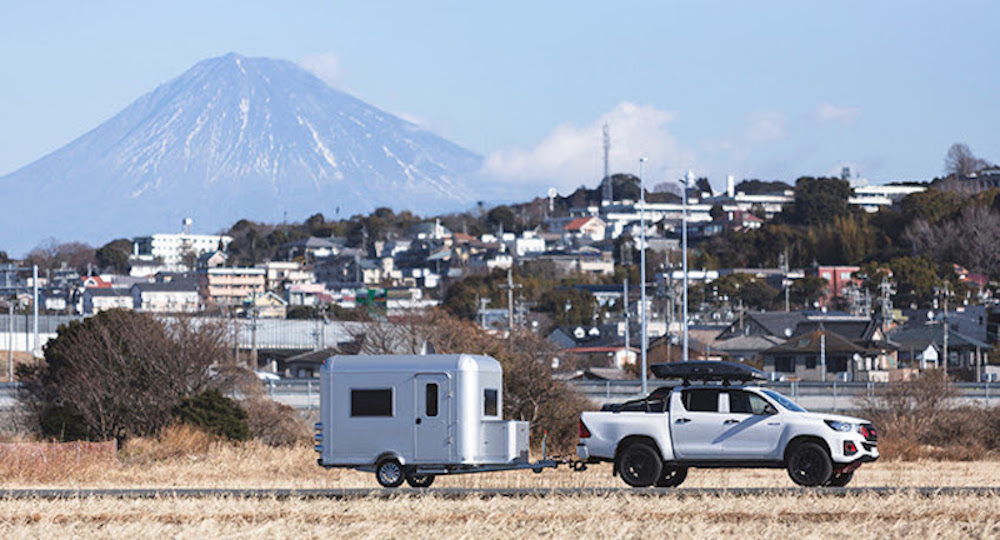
[0,428,999,537]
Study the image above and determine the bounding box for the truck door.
[414,373,453,463]
[719,390,783,460]
[670,388,727,459]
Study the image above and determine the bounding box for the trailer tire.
[617,442,663,488]
[405,473,435,488]
[376,458,405,488]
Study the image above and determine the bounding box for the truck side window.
[350,388,393,417]
[681,389,721,412]
[484,388,498,417]
[729,391,773,415]
[426,383,439,417]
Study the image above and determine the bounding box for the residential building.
[132,233,232,266]
[279,236,345,262]
[82,288,134,315]
[199,267,266,308]
[131,282,200,313]
[257,261,316,291]
[563,216,607,243]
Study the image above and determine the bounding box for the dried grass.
[0,435,997,536]
[0,491,997,538]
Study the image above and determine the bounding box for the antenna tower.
[602,124,612,203]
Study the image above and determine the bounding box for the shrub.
[17,310,240,442]
[172,389,250,442]
[242,397,310,447]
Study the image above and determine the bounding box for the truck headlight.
[824,420,855,432]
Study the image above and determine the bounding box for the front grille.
[860,424,878,441]
[862,442,877,452]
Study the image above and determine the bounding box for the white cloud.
[815,102,861,125]
[743,111,788,143]
[482,102,695,196]
[299,52,345,88]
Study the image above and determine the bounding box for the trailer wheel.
[617,442,663,488]
[405,473,435,488]
[375,458,404,488]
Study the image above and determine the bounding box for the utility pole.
[780,250,790,312]
[500,267,521,350]
[639,157,648,395]
[820,322,827,382]
[942,282,949,379]
[682,171,693,363]
[622,276,630,361]
[32,265,38,355]
[7,301,13,382]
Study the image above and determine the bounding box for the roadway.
[0,487,999,499]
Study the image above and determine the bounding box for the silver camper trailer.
[314,354,558,487]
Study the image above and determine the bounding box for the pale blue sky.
[1,1,997,196]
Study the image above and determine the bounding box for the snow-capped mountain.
[0,53,483,255]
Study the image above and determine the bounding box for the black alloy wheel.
[655,465,688,488]
[786,442,833,487]
[825,472,853,487]
[618,442,663,488]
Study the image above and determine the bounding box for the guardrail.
[1,379,996,412]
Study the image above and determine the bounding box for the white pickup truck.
[576,362,879,487]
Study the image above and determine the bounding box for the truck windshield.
[761,389,807,413]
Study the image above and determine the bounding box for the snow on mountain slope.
[0,53,483,255]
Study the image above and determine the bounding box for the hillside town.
[4,164,1000,384]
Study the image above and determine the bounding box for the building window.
[484,388,498,417]
[350,389,393,417]
[775,357,796,373]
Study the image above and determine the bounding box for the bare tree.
[905,203,1000,277]
[944,143,993,177]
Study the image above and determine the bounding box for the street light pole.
[639,157,648,395]
[682,171,693,362]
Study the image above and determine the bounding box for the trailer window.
[350,389,393,417]
[426,383,439,417]
[484,388,498,417]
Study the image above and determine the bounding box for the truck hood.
[799,411,872,425]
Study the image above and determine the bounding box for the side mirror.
[763,404,778,416]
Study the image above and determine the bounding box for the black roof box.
[651,361,765,383]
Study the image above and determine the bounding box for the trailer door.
[414,373,453,462]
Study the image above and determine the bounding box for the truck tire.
[786,442,833,487]
[617,442,663,488]
[405,473,435,488]
[655,465,688,488]
[376,458,405,488]
[825,472,853,487]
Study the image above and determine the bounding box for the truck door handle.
[675,418,691,424]
[415,418,422,425]
[723,419,739,425]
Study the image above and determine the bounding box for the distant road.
[1,487,999,499]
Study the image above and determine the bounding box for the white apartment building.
[133,233,234,266]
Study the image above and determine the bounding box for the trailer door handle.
[415,418,422,425]
[675,418,691,424]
